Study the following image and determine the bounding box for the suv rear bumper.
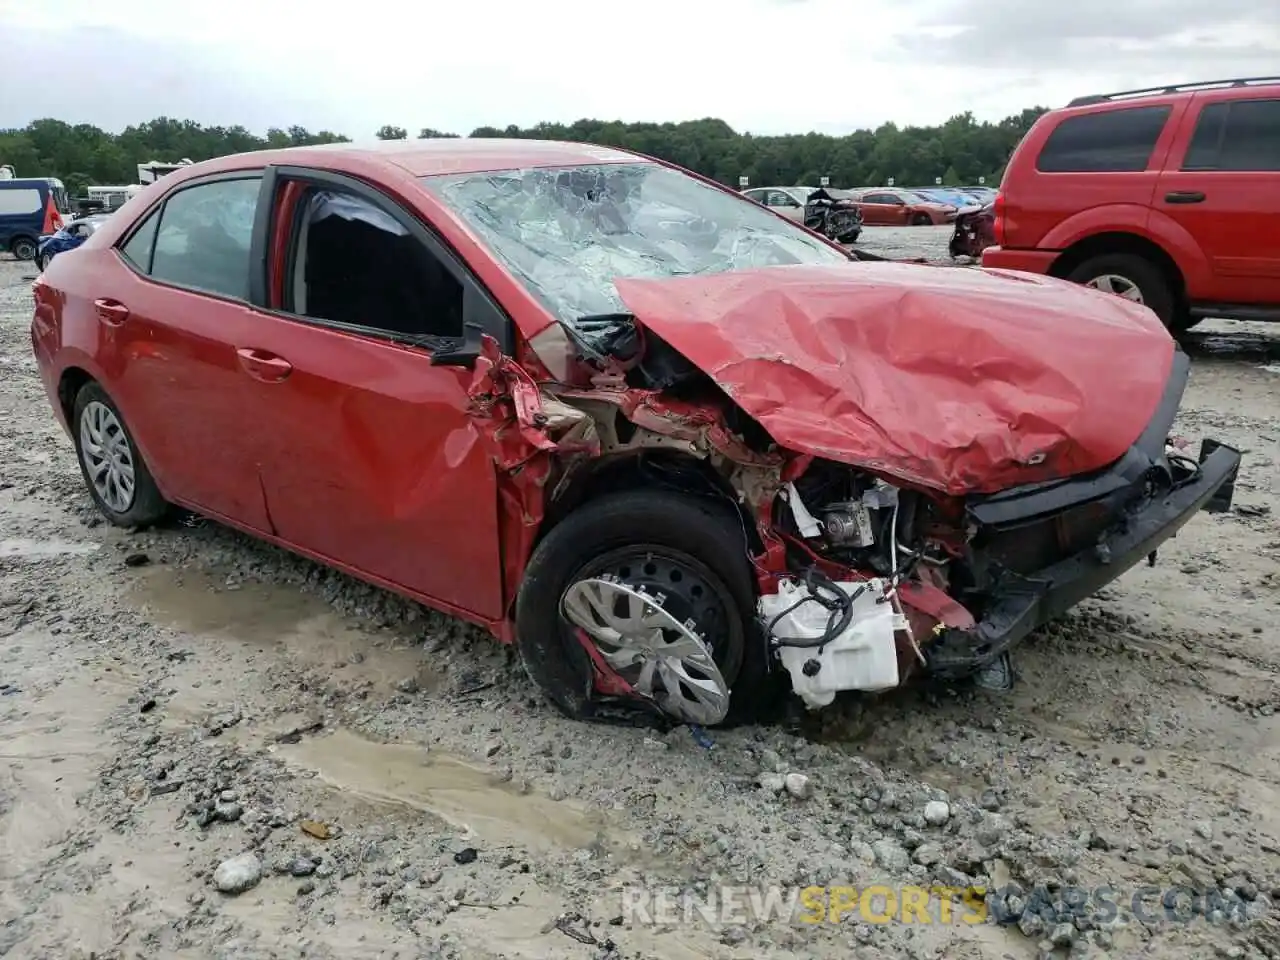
[925,439,1241,678]
[980,246,1057,274]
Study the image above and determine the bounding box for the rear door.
[100,174,274,530]
[241,167,509,620]
[1157,93,1280,305]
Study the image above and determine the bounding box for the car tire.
[514,488,773,727]
[911,213,933,226]
[11,237,37,261]
[71,381,170,528]
[36,253,48,272]
[1067,253,1175,328]
[839,229,861,244]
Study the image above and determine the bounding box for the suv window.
[144,178,261,298]
[1036,105,1172,173]
[1183,98,1280,172]
[286,187,464,341]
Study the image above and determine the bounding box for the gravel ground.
[2,237,1279,960]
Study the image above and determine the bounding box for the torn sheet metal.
[614,262,1176,495]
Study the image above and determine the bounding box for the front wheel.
[514,489,770,727]
[911,213,933,226]
[71,382,170,527]
[1067,253,1175,328]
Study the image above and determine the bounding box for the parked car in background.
[37,213,111,271]
[912,188,984,213]
[949,202,996,259]
[959,186,998,204]
[30,139,1239,728]
[851,188,958,225]
[742,186,863,242]
[983,76,1280,331]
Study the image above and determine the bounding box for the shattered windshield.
[421,162,850,327]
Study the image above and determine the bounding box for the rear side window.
[1183,99,1280,172]
[1036,106,1172,172]
[0,187,42,215]
[131,177,261,299]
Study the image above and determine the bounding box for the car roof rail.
[1067,76,1280,107]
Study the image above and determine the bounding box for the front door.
[243,171,507,620]
[1158,94,1280,305]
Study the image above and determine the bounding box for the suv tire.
[1067,253,1175,328]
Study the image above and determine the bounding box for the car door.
[857,192,900,225]
[764,189,805,222]
[96,173,274,531]
[1157,94,1280,305]
[240,167,507,620]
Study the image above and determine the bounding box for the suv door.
[1158,93,1280,306]
[103,173,274,530]
[241,167,507,620]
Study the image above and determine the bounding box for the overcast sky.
[2,0,1277,137]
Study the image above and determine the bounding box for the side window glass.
[1186,99,1280,172]
[1183,103,1228,170]
[119,209,160,272]
[288,187,464,341]
[150,178,261,299]
[1036,106,1171,173]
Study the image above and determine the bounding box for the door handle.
[1164,191,1206,204]
[94,298,129,326]
[236,347,293,383]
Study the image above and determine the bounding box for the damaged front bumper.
[925,439,1241,679]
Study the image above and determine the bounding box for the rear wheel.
[71,382,170,527]
[1067,253,1175,328]
[10,236,37,261]
[514,489,771,727]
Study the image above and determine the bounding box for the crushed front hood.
[614,262,1176,495]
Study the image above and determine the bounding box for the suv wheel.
[1067,254,1175,328]
[10,237,37,261]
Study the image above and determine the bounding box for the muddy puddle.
[123,563,437,690]
[1183,328,1280,364]
[0,537,100,560]
[270,727,622,855]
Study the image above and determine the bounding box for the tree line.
[2,108,1049,196]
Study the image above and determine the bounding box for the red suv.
[983,76,1280,332]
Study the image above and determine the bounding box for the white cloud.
[2,0,1277,136]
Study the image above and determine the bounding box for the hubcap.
[1087,274,1144,303]
[79,401,136,513]
[561,574,730,725]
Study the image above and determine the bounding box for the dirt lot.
[2,230,1279,960]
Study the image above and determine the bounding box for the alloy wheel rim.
[79,400,136,513]
[1087,274,1144,303]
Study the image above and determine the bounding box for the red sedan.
[30,140,1239,726]
[853,188,958,225]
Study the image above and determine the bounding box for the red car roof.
[189,138,645,178]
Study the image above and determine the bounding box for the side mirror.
[429,320,484,368]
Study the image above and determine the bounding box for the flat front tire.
[514,489,771,726]
[71,382,170,527]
